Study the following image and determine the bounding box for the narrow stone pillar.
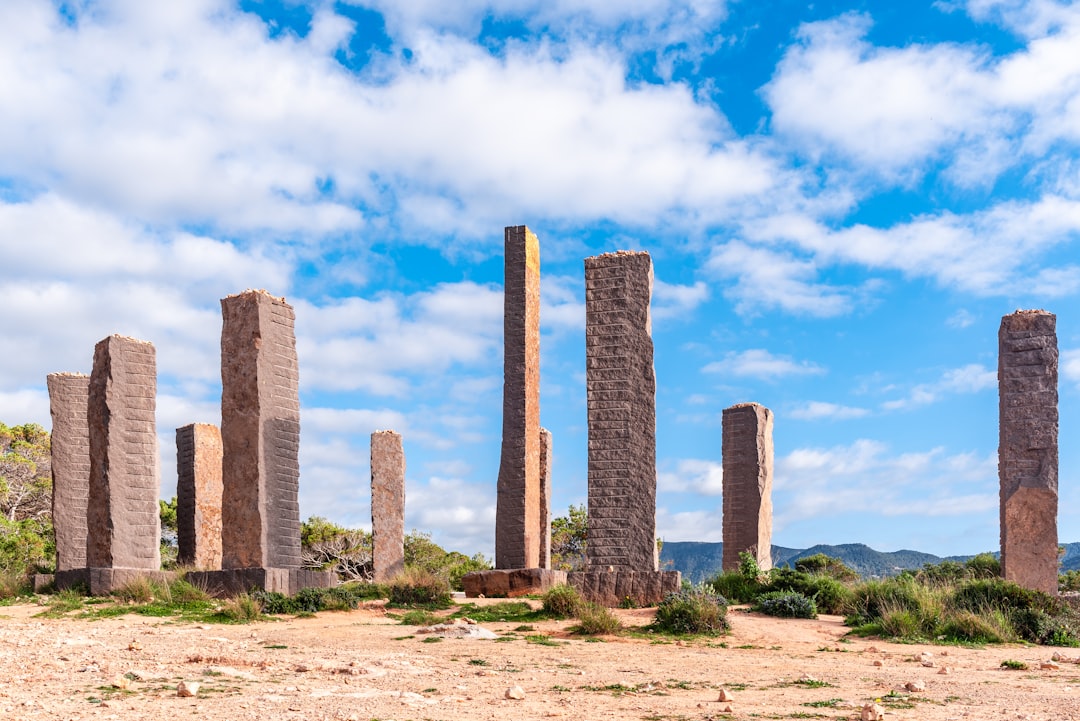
[584,251,658,572]
[86,335,162,589]
[190,290,333,596]
[999,310,1058,594]
[495,225,541,569]
[222,290,301,564]
[721,403,774,573]
[176,424,223,570]
[538,427,552,570]
[371,430,405,583]
[47,372,90,577]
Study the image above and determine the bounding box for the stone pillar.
[371,430,405,583]
[495,225,541,569]
[189,290,333,595]
[999,310,1058,594]
[584,251,658,572]
[47,372,89,580]
[86,335,162,592]
[176,424,223,570]
[538,427,552,570]
[721,403,774,573]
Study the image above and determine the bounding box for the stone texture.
[47,372,89,574]
[999,310,1058,594]
[371,430,405,583]
[220,289,302,571]
[584,251,658,572]
[568,570,681,607]
[721,402,774,572]
[538,427,552,570]
[461,568,568,598]
[86,335,161,575]
[496,225,542,569]
[176,423,223,569]
[187,567,334,597]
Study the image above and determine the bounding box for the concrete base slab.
[568,570,681,607]
[462,568,567,598]
[187,568,336,597]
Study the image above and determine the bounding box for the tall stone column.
[721,403,774,572]
[999,310,1058,594]
[176,423,223,570]
[191,289,333,595]
[584,251,658,573]
[538,427,552,570]
[86,335,162,591]
[495,225,541,569]
[47,372,90,579]
[371,430,405,583]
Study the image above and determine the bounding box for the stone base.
[568,570,681,607]
[34,574,55,593]
[462,569,568,598]
[187,568,336,598]
[82,568,177,595]
[49,568,91,592]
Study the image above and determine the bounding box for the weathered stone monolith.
[999,310,1058,595]
[48,372,90,587]
[85,335,163,593]
[721,402,774,573]
[538,427,552,570]
[495,225,541,570]
[584,251,659,573]
[191,290,333,596]
[371,430,405,583]
[176,424,223,570]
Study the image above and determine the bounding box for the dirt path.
[1,599,1078,720]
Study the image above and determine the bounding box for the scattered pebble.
[905,680,927,692]
[176,680,200,698]
[505,685,526,700]
[862,702,885,721]
[717,688,735,702]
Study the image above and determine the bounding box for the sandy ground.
[1,597,1079,720]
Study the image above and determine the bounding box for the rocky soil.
[1,598,1079,720]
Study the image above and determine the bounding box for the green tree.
[159,497,179,569]
[0,423,55,577]
[550,504,588,571]
[301,516,373,581]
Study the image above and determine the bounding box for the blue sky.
[3,0,1080,560]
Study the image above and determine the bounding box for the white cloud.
[1061,349,1080,388]
[658,458,724,495]
[881,363,995,411]
[657,506,724,543]
[294,281,503,396]
[705,241,855,317]
[947,309,977,329]
[788,401,869,421]
[703,349,824,380]
[653,279,709,320]
[774,439,996,529]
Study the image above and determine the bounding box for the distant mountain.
[660,540,1080,583]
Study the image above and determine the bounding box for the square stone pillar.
[538,427,552,570]
[999,310,1058,594]
[721,402,774,572]
[191,290,333,596]
[495,225,541,569]
[176,423,223,570]
[47,372,90,586]
[86,335,163,593]
[371,430,405,583]
[584,251,658,573]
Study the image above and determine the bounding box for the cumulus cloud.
[881,363,996,411]
[658,458,724,495]
[703,349,824,380]
[788,401,869,421]
[774,439,997,529]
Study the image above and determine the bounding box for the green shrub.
[651,587,729,635]
[111,576,159,604]
[542,584,582,619]
[168,578,210,605]
[221,593,262,623]
[964,553,1001,579]
[388,568,452,608]
[399,609,440,626]
[0,570,29,600]
[708,571,761,604]
[754,591,817,619]
[763,568,851,615]
[878,608,921,638]
[1060,570,1080,593]
[738,551,763,582]
[938,610,1010,643]
[793,554,859,582]
[847,577,922,624]
[572,601,622,635]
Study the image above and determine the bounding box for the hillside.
[660,540,1080,582]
